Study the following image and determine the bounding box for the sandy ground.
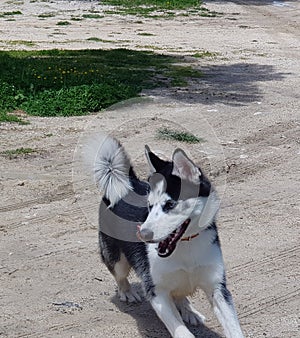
[0,1,299,337]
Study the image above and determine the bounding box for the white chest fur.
[147,228,225,298]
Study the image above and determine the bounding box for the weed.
[168,65,203,86]
[70,17,83,21]
[82,13,104,19]
[38,13,56,18]
[101,0,219,18]
[6,0,24,4]
[56,21,71,26]
[6,40,35,47]
[157,127,204,143]
[0,11,22,17]
[0,81,26,112]
[0,111,28,124]
[86,37,114,43]
[103,0,199,10]
[1,147,36,158]
[137,32,155,36]
[192,51,217,58]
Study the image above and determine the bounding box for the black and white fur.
[91,136,244,338]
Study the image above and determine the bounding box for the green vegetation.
[168,65,203,86]
[101,0,218,18]
[70,17,83,21]
[0,49,203,117]
[0,111,28,124]
[86,37,114,43]
[137,32,155,36]
[0,11,22,17]
[38,13,56,18]
[192,50,217,58]
[1,147,36,158]
[6,40,35,47]
[56,21,71,26]
[82,13,104,19]
[157,127,204,143]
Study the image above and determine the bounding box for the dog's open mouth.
[157,219,190,258]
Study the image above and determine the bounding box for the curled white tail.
[85,135,132,207]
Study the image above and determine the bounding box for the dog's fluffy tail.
[85,135,132,207]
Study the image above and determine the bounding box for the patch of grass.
[188,6,219,17]
[6,0,23,4]
[6,40,35,47]
[103,0,199,9]
[22,83,137,116]
[168,65,203,86]
[101,0,218,18]
[38,13,56,18]
[0,49,203,116]
[1,147,36,158]
[192,51,217,58]
[104,7,156,17]
[86,37,114,43]
[0,111,28,124]
[82,13,104,19]
[0,11,22,17]
[0,81,26,111]
[56,21,71,26]
[157,127,204,144]
[137,32,155,36]
[135,44,164,50]
[70,17,83,21]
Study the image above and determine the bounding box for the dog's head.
[137,146,219,258]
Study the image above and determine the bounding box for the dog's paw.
[174,326,195,338]
[177,299,206,326]
[118,288,142,303]
[181,307,206,326]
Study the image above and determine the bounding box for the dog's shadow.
[111,283,222,338]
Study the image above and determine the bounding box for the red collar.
[181,233,199,241]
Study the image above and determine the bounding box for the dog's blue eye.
[163,200,177,212]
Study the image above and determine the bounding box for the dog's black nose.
[139,228,154,241]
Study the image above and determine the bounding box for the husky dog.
[92,136,243,338]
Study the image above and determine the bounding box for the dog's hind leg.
[205,280,244,338]
[151,292,195,338]
[99,233,142,303]
[175,297,206,326]
[113,253,142,303]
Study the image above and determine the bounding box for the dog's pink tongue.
[158,239,168,254]
[158,235,174,257]
[157,219,190,258]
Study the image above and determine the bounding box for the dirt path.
[0,1,299,337]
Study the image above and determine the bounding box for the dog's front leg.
[150,292,195,338]
[209,285,244,338]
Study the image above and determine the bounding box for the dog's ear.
[172,149,200,183]
[145,145,167,173]
[148,173,167,193]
